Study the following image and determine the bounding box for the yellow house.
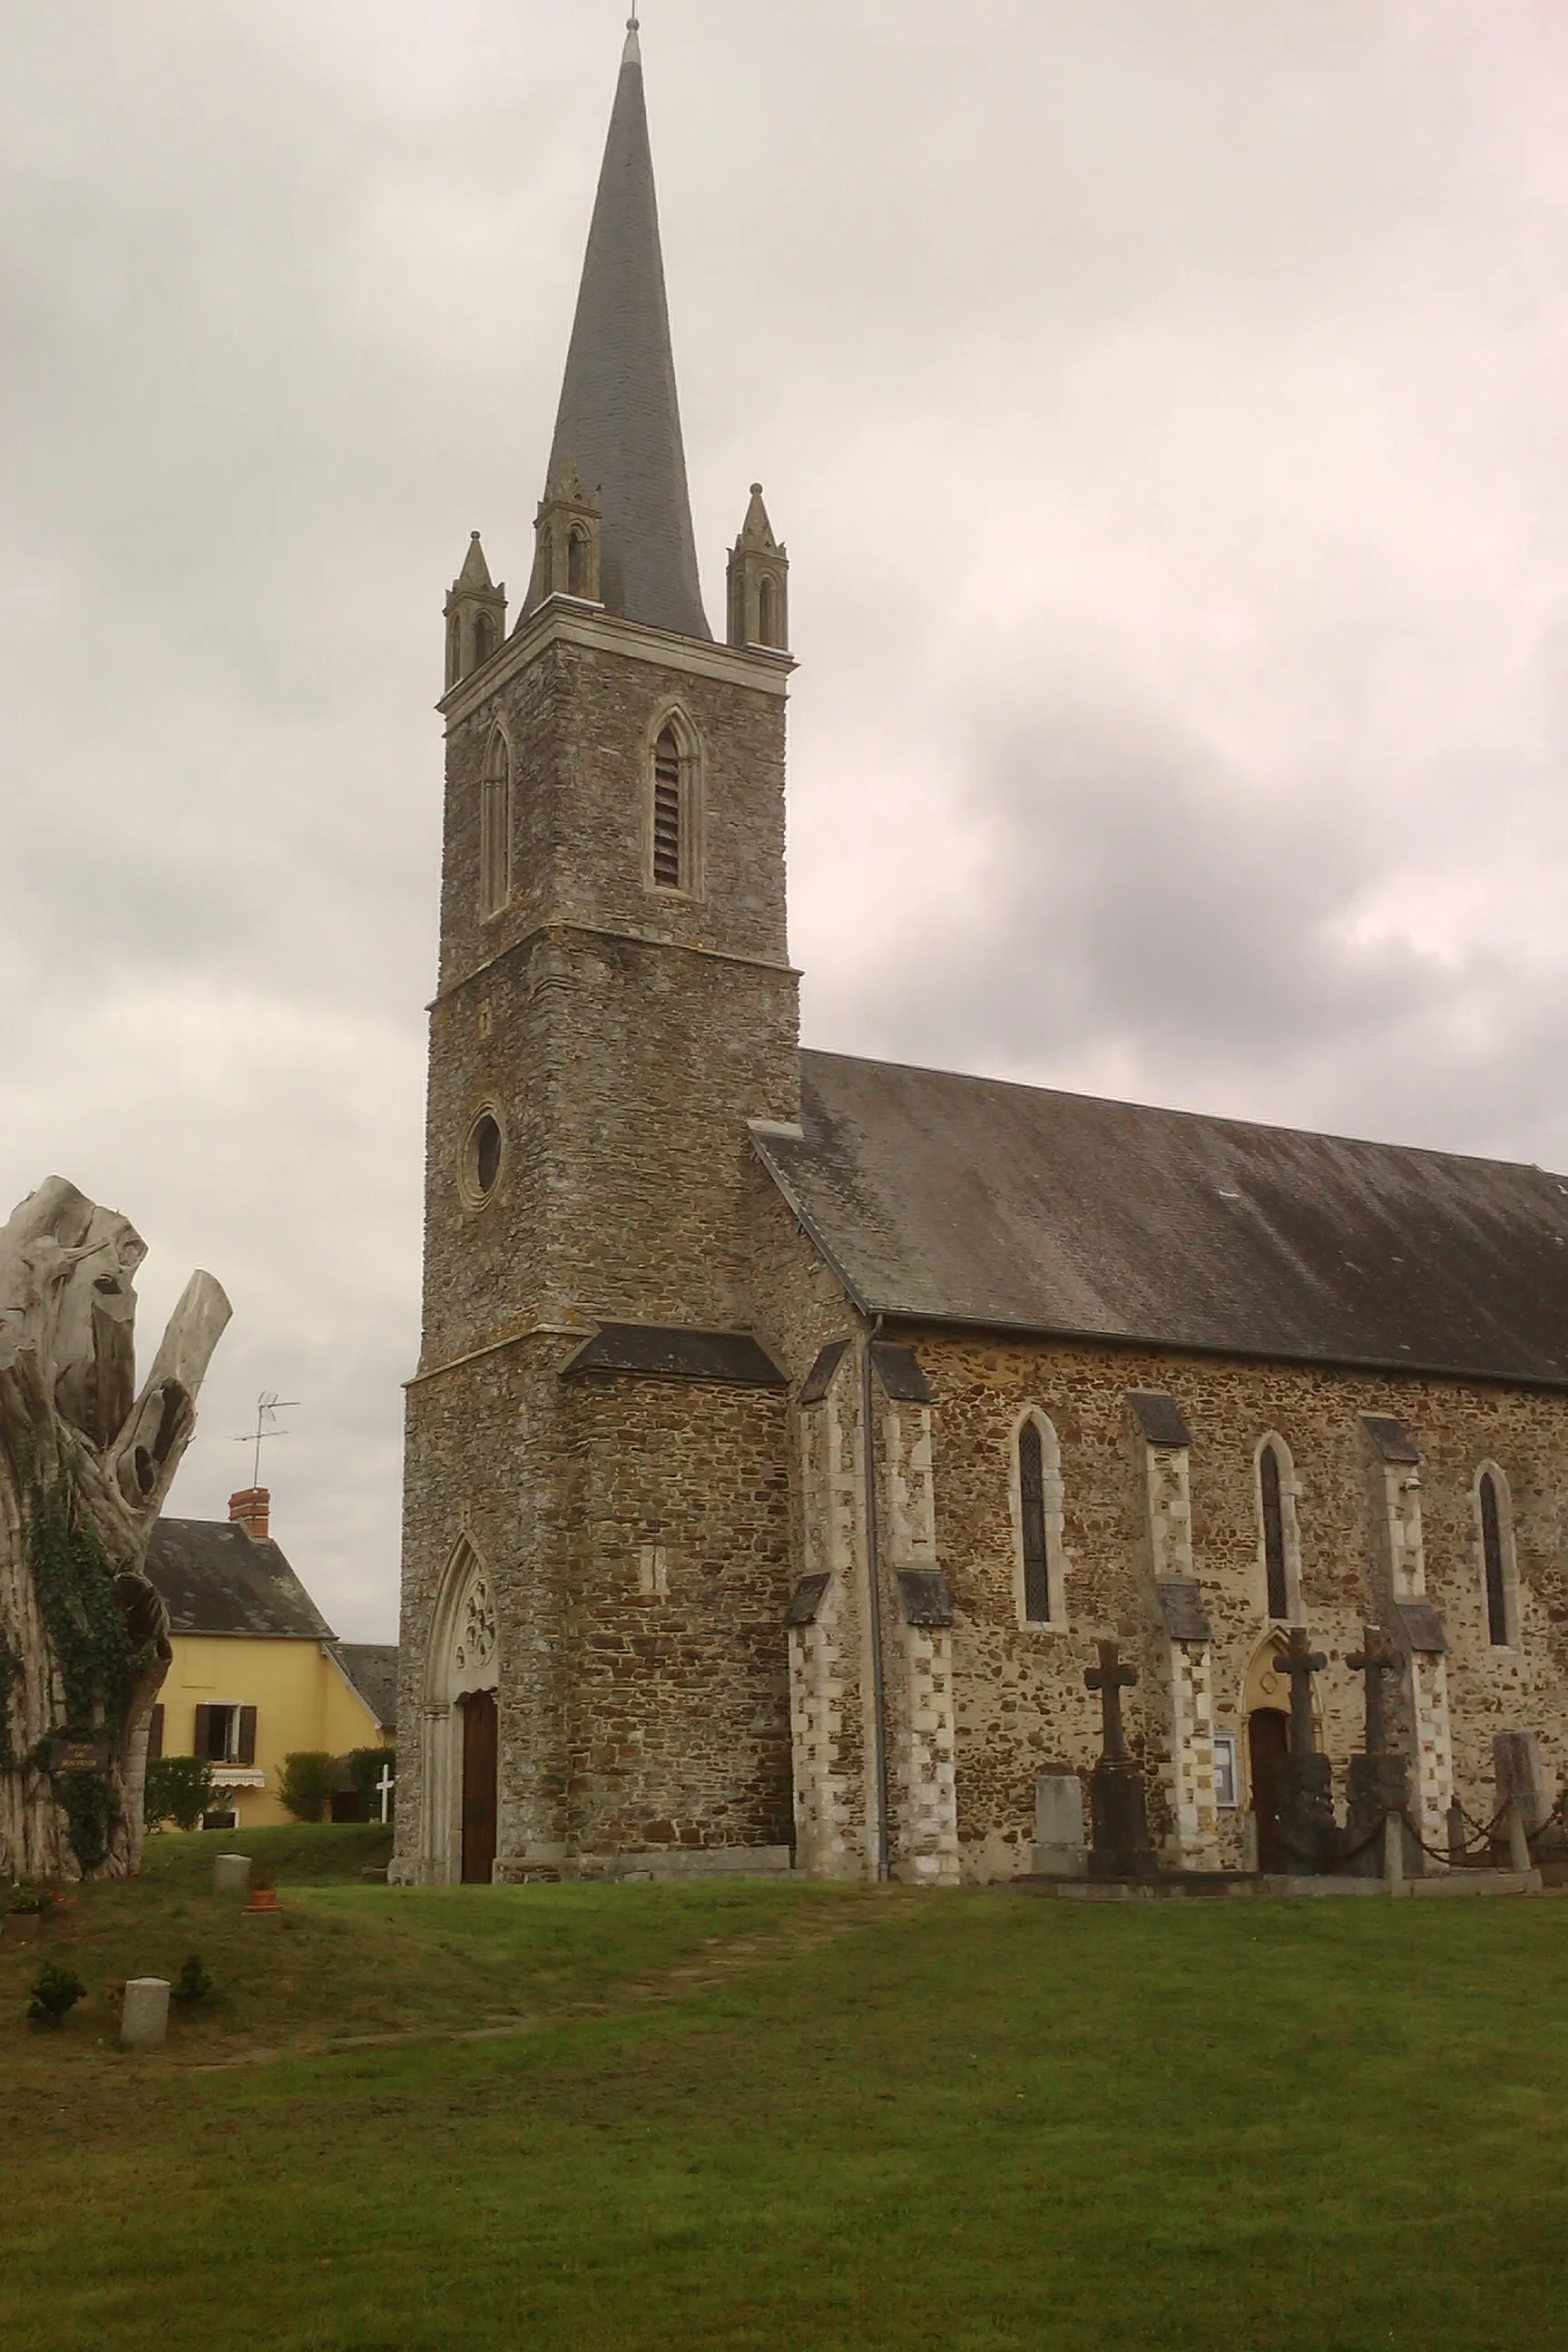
[143,1487,396,1830]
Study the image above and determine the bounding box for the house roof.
[337,1643,399,1735]
[144,1519,337,1642]
[750,1050,1568,1387]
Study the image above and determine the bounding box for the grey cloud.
[4,1,1566,1636]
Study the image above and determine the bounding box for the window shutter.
[238,1707,258,1767]
[147,1704,164,1762]
[193,1704,213,1759]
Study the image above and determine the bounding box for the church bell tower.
[395,22,801,1886]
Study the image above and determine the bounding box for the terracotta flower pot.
[246,1886,279,1914]
[4,1913,43,1944]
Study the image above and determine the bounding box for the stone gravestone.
[1345,1625,1419,1878]
[1270,1627,1338,1872]
[1033,1769,1086,1877]
[1494,1731,1557,1872]
[1494,1731,1552,1835]
[1084,1642,1160,1879]
[212,1854,251,1895]
[122,1977,171,2051]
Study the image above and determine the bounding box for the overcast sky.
[4,2,1566,1639]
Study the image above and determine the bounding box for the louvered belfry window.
[1481,1471,1508,1646]
[1260,1444,1289,1620]
[1019,1420,1051,1623]
[652,726,683,888]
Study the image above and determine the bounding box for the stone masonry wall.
[908,1328,1568,1881]
[554,1369,795,1864]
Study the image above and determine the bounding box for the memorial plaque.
[47,1736,112,1774]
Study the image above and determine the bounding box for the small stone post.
[121,1977,171,2050]
[1507,1803,1532,1877]
[213,1854,250,1895]
[1383,1810,1405,1895]
[1241,1811,1259,1873]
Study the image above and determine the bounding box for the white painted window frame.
[1008,1406,1068,1632]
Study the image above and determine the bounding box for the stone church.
[392,24,1568,1888]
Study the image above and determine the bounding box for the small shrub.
[145,1755,216,1833]
[279,1751,337,1825]
[172,1954,213,2006]
[8,1886,74,1922]
[27,1962,86,2030]
[343,1747,396,1818]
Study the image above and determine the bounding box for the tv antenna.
[232,1391,299,1487]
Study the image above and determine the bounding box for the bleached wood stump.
[0,1180,230,1883]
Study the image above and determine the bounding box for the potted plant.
[5,1888,57,1944]
[245,1869,279,1915]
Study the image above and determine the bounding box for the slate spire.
[530,19,710,640]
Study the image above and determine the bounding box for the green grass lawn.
[4,1838,1565,2351]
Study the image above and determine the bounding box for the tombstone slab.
[1034,1771,1086,1876]
[1494,1732,1553,1835]
[122,1977,171,2050]
[213,1854,251,1895]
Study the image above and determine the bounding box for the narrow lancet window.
[652,726,683,889]
[479,730,512,917]
[1019,1420,1051,1623]
[1481,1470,1509,1646]
[1260,1443,1289,1620]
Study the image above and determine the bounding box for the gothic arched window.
[1260,1442,1289,1620]
[479,728,512,918]
[1478,1466,1515,1647]
[1019,1421,1050,1623]
[472,614,494,670]
[568,529,592,600]
[758,574,778,648]
[652,724,684,890]
[1011,1410,1064,1629]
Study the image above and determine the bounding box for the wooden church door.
[1249,1709,1290,1872]
[460,1690,499,1885]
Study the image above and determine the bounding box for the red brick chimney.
[229,1487,270,1543]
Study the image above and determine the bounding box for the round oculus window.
[463,1110,504,1205]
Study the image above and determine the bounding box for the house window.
[146,1703,164,1761]
[479,728,512,917]
[1477,1465,1517,1647]
[193,1704,256,1766]
[1212,1733,1239,1809]
[1010,1410,1066,1629]
[652,725,683,889]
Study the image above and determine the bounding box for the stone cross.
[1274,1626,1326,1759]
[376,1763,396,1826]
[1084,1641,1138,1763]
[1348,1624,1399,1758]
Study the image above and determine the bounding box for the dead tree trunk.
[0,1179,230,1884]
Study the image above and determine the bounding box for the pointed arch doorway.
[460,1690,499,1885]
[417,1534,502,1883]
[1242,1631,1320,1874]
[1248,1710,1290,1872]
